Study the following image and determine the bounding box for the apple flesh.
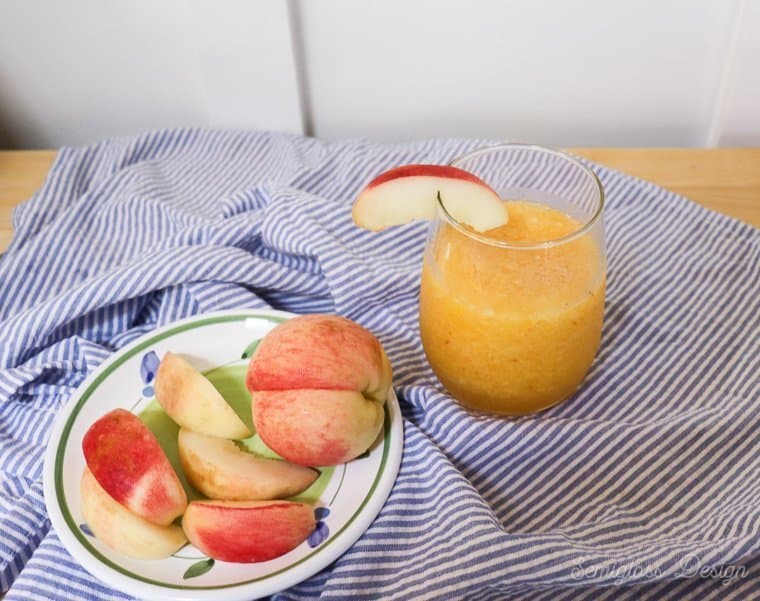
[154,351,251,439]
[246,314,390,466]
[80,468,187,559]
[352,164,508,232]
[182,500,315,563]
[178,428,318,500]
[82,408,187,526]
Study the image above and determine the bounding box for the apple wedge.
[154,351,251,439]
[252,389,384,467]
[81,468,187,559]
[182,500,315,563]
[82,408,187,526]
[352,164,508,232]
[178,428,318,500]
[246,314,392,403]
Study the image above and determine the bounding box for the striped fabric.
[0,130,758,600]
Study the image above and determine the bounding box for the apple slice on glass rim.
[352,164,508,232]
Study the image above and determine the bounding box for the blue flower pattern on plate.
[308,507,330,547]
[140,351,160,396]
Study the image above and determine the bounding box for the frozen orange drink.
[351,144,605,416]
[420,199,605,414]
[419,145,605,415]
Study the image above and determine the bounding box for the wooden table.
[1,149,758,253]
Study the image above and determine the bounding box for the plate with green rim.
[43,309,404,601]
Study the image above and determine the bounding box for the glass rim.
[441,143,605,250]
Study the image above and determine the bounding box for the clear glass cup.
[419,144,606,415]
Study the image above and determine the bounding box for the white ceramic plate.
[43,310,404,601]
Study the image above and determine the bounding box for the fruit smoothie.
[419,200,605,415]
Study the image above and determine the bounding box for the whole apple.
[246,314,392,466]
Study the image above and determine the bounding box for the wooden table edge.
[1,148,758,254]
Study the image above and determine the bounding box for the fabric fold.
[0,129,757,600]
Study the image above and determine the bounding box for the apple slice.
[82,408,187,526]
[154,351,251,439]
[252,389,384,467]
[246,314,392,403]
[81,468,187,559]
[352,164,508,232]
[182,500,315,563]
[178,428,318,500]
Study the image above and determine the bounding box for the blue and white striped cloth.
[1,130,758,600]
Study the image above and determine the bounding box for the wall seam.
[286,0,314,137]
[704,0,746,147]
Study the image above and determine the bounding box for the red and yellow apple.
[82,408,187,526]
[80,468,187,559]
[182,500,315,563]
[154,351,251,439]
[251,390,384,467]
[178,428,318,500]
[352,163,508,232]
[247,314,391,466]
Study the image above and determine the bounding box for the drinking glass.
[419,144,605,415]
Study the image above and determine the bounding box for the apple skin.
[82,408,187,526]
[352,163,508,232]
[154,351,251,440]
[247,314,392,403]
[182,500,315,563]
[246,314,391,466]
[366,164,486,188]
[178,428,318,500]
[252,389,384,466]
[80,468,187,559]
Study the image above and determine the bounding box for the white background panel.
[0,0,757,148]
[296,0,736,146]
[711,0,760,146]
[0,0,303,148]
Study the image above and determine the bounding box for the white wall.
[709,0,760,146]
[296,0,737,146]
[0,0,757,148]
[0,0,303,148]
